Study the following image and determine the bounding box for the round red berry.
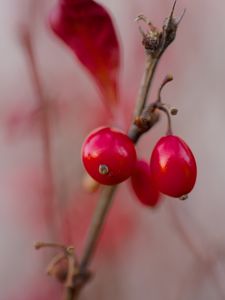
[82,127,137,185]
[150,135,197,198]
[131,160,160,207]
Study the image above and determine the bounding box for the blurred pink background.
[1,0,225,299]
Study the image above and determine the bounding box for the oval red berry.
[150,135,197,198]
[131,160,160,207]
[82,127,137,185]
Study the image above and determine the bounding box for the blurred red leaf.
[49,0,120,109]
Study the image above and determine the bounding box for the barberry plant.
[26,0,198,299]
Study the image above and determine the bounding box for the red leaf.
[49,0,120,108]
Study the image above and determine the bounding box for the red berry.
[82,127,137,185]
[150,135,197,198]
[131,160,160,207]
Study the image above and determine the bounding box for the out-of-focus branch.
[167,202,225,299]
[19,29,57,233]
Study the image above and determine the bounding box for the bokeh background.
[1,0,225,299]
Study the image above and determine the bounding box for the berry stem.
[156,74,173,103]
[157,104,173,135]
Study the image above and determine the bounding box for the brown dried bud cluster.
[142,26,162,56]
[138,1,185,58]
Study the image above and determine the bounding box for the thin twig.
[34,241,66,251]
[64,186,117,300]
[80,186,117,270]
[64,287,81,300]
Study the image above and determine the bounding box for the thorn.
[169,0,177,21]
[176,8,186,25]
[138,25,146,37]
[135,15,148,37]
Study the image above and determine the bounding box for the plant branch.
[64,287,81,300]
[20,29,57,232]
[63,185,117,300]
[63,2,184,299]
[134,56,158,117]
[80,186,117,270]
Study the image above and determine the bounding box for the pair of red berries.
[82,127,197,205]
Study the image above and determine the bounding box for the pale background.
[0,0,225,299]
